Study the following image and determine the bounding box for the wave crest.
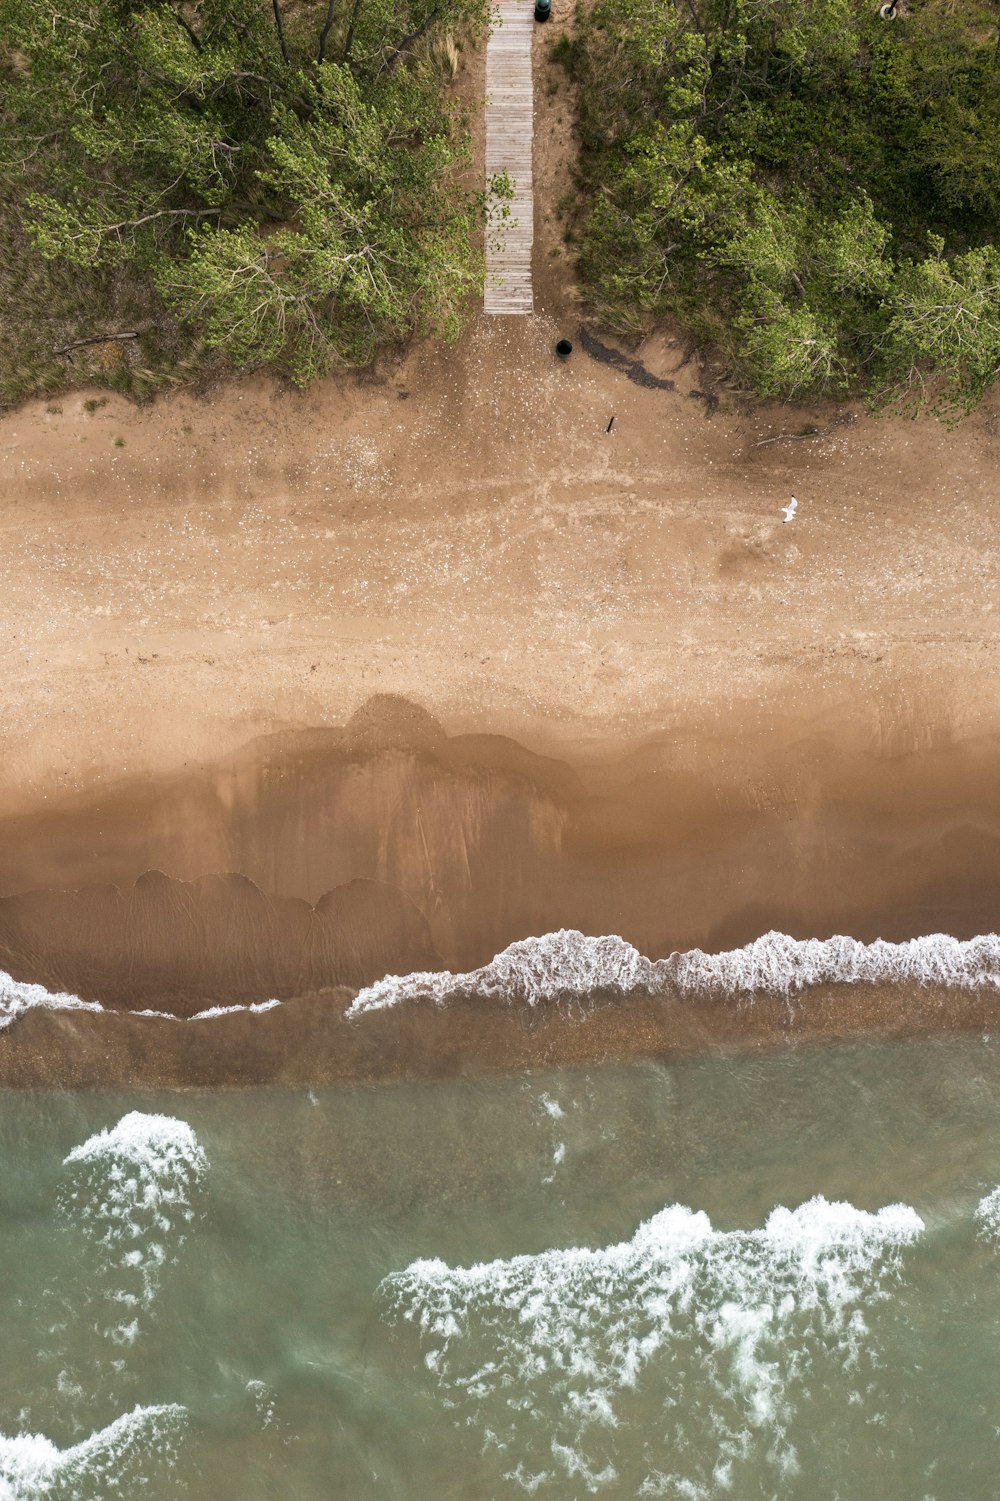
[381,1195,922,1495]
[0,972,102,1032]
[60,1114,207,1344]
[349,927,1000,1015]
[975,1185,1000,1243]
[0,970,282,1031]
[0,1404,186,1501]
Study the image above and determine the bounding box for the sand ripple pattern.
[381,1197,922,1495]
[349,928,1000,1014]
[0,1404,186,1501]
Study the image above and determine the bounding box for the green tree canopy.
[559,0,1000,416]
[0,0,488,387]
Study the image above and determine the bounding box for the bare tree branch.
[753,429,827,447]
[165,4,202,52]
[382,4,443,72]
[271,0,290,63]
[344,0,365,63]
[318,0,338,62]
[54,331,142,355]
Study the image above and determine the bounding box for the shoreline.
[0,700,1000,1085]
[2,974,1000,1089]
[2,702,1000,1007]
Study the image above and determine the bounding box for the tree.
[881,241,1000,419]
[734,298,844,397]
[558,0,1000,414]
[159,66,483,380]
[0,0,489,384]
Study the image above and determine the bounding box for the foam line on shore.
[6,925,1000,1035]
[133,1000,282,1021]
[0,970,282,1031]
[0,971,104,1031]
[348,927,1000,1015]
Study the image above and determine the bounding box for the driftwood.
[53,331,141,356]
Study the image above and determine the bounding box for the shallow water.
[5,1032,1000,1498]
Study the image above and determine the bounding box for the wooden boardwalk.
[484,1,534,314]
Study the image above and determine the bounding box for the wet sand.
[2,697,1000,1005]
[0,695,999,1084]
[2,980,998,1090]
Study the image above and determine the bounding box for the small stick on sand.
[754,430,827,448]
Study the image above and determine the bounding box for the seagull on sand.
[782,496,798,524]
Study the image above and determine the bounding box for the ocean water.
[5,1033,1000,1498]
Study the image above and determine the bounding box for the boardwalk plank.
[484,0,534,315]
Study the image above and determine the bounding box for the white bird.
[782,496,798,523]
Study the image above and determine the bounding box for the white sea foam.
[246,1380,278,1429]
[0,1404,185,1500]
[133,999,282,1020]
[381,1195,922,1495]
[348,927,1000,1015]
[975,1185,1000,1243]
[0,972,102,1032]
[60,1114,207,1341]
[189,999,281,1020]
[6,924,998,1033]
[0,972,282,1031]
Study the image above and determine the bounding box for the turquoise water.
[4,1034,1000,1498]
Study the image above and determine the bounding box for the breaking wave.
[0,973,102,1032]
[59,1114,207,1345]
[188,999,281,1020]
[349,928,1000,1015]
[380,1195,922,1495]
[975,1185,1000,1243]
[6,926,1000,1035]
[0,1403,186,1501]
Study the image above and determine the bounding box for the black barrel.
[555,338,573,359]
[535,0,551,21]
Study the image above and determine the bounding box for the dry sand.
[4,304,998,800]
[1,31,1000,1081]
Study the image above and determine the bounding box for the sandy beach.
[3,309,999,800]
[2,29,1000,1082]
